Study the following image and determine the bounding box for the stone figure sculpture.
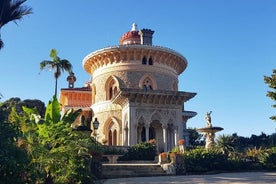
[205,111,212,128]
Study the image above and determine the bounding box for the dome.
[120,23,141,45]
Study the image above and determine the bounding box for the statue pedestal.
[196,127,223,150]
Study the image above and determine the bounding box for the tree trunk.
[54,77,58,98]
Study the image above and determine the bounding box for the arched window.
[113,130,117,145]
[139,74,157,90]
[142,56,147,65]
[108,130,112,145]
[148,57,153,65]
[114,86,117,95]
[105,76,119,100]
[143,78,153,91]
[141,127,146,142]
[149,126,155,140]
[106,120,119,146]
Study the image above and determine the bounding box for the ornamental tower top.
[120,23,154,45]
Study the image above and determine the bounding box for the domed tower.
[83,24,196,151]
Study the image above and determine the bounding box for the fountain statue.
[196,111,223,150]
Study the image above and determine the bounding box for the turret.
[139,29,154,45]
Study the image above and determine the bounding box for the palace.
[60,24,197,152]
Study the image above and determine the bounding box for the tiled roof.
[61,87,91,91]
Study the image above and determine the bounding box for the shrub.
[259,147,276,169]
[183,147,228,173]
[119,142,156,161]
[102,146,126,155]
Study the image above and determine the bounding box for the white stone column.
[132,124,137,145]
[174,126,178,147]
[130,107,137,145]
[162,125,168,152]
[123,126,128,146]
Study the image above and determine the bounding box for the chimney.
[139,29,154,45]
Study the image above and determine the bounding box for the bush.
[0,122,32,184]
[259,147,276,169]
[183,147,229,173]
[102,146,126,155]
[119,142,156,161]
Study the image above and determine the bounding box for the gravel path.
[102,172,276,184]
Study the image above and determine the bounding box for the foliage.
[44,96,61,124]
[183,147,229,172]
[182,137,276,173]
[268,133,276,147]
[188,127,205,147]
[258,147,276,169]
[102,146,126,155]
[264,69,276,121]
[246,147,265,162]
[40,49,73,97]
[119,142,156,161]
[61,108,82,125]
[171,146,180,153]
[249,133,270,148]
[5,96,100,183]
[0,121,32,183]
[216,134,236,156]
[0,97,45,122]
[0,0,32,49]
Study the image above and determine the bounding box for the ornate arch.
[150,111,162,122]
[103,117,120,146]
[137,116,146,125]
[105,76,119,100]
[138,74,157,90]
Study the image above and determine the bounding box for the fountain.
[196,111,223,150]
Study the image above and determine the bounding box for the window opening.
[148,57,153,65]
[142,56,147,65]
[143,79,153,91]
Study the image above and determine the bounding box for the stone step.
[101,163,168,179]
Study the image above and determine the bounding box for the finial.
[131,23,137,31]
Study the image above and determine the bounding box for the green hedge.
[119,142,156,161]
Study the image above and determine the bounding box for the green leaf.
[50,49,58,59]
[61,108,82,124]
[45,96,60,124]
[22,106,38,116]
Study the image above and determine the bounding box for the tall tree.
[0,0,32,49]
[264,69,276,121]
[40,49,73,97]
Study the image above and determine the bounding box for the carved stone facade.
[61,24,197,152]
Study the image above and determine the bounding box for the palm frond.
[0,0,33,28]
[60,59,73,72]
[49,49,58,59]
[0,38,3,49]
[40,60,54,70]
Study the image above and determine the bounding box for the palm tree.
[216,134,236,156]
[40,49,73,97]
[0,0,32,49]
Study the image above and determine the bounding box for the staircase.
[101,162,168,179]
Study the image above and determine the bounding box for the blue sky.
[0,0,275,137]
